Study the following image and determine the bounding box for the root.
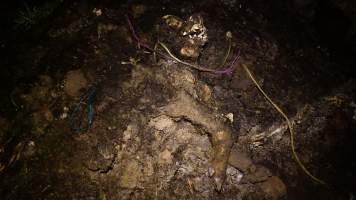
[242,63,327,186]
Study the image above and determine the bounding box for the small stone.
[226,165,243,184]
[226,113,234,123]
[149,115,175,132]
[158,149,173,165]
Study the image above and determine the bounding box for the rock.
[257,176,287,200]
[119,159,142,189]
[228,148,254,173]
[158,149,173,165]
[64,69,88,97]
[149,115,175,132]
[226,165,244,184]
[226,113,234,123]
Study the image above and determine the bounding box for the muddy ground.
[0,0,356,200]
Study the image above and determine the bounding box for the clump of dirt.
[63,69,89,97]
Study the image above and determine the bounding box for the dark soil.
[1,0,356,200]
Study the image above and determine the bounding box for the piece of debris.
[226,113,234,123]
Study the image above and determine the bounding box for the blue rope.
[70,86,96,133]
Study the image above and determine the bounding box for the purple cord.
[214,49,241,75]
[125,14,150,49]
[126,14,171,59]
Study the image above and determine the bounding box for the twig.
[241,63,327,186]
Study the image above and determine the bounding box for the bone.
[164,91,233,191]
